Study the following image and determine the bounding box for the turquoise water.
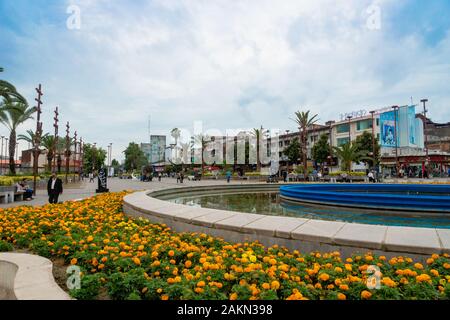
[168,192,450,229]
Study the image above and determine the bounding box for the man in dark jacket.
[47,173,63,204]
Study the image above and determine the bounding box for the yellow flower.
[319,273,330,281]
[271,280,280,290]
[70,258,77,265]
[337,293,346,300]
[414,263,424,270]
[361,290,372,299]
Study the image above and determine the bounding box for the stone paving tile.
[384,227,441,254]
[291,219,346,243]
[191,210,240,227]
[215,213,265,232]
[436,229,450,254]
[245,216,309,238]
[333,223,387,250]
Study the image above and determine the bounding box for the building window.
[336,123,350,133]
[279,141,283,147]
[356,119,373,131]
[337,137,350,146]
[377,133,380,141]
[376,118,380,126]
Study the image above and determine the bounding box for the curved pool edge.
[280,184,450,213]
[122,185,450,261]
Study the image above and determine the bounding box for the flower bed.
[0,192,450,300]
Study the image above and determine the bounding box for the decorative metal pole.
[33,84,43,195]
[73,131,77,180]
[79,137,83,180]
[52,107,59,173]
[65,121,70,184]
[346,115,352,144]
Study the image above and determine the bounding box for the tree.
[194,134,211,174]
[171,128,181,146]
[0,99,36,174]
[333,142,368,172]
[251,126,268,172]
[123,142,147,172]
[283,138,301,164]
[312,134,330,166]
[354,131,380,167]
[0,67,26,103]
[111,159,120,171]
[41,135,57,172]
[83,143,107,173]
[292,110,318,179]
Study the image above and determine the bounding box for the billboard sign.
[380,110,398,148]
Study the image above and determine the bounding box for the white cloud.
[4,0,450,160]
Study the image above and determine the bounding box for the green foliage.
[333,143,369,171]
[283,138,301,164]
[0,240,13,252]
[123,142,148,172]
[354,131,380,166]
[70,273,105,300]
[312,134,330,165]
[83,143,107,173]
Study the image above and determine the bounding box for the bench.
[0,186,28,204]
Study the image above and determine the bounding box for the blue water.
[168,192,450,229]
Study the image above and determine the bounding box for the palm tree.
[292,110,318,179]
[0,67,26,103]
[250,126,268,172]
[171,128,181,146]
[41,135,57,172]
[333,142,369,172]
[0,99,36,174]
[194,134,211,174]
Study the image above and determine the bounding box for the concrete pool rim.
[122,184,450,259]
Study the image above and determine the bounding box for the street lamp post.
[421,99,429,178]
[5,138,8,174]
[370,110,376,169]
[346,116,352,144]
[392,106,399,177]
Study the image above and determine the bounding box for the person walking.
[47,173,63,204]
[368,171,375,183]
[158,172,162,182]
[226,170,232,183]
[89,172,94,183]
[180,172,184,183]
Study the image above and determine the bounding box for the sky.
[1,0,450,161]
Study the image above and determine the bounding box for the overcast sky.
[1,0,449,161]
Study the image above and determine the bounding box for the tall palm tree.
[333,142,369,172]
[250,126,268,172]
[0,67,26,103]
[194,134,210,174]
[171,128,181,146]
[41,135,57,172]
[292,110,318,179]
[0,100,36,174]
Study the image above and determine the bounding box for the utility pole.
[52,107,59,173]
[421,99,429,178]
[33,84,43,196]
[65,121,70,184]
[392,106,399,177]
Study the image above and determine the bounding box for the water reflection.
[169,192,450,229]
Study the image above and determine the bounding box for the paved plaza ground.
[0,177,263,208]
[1,176,449,209]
